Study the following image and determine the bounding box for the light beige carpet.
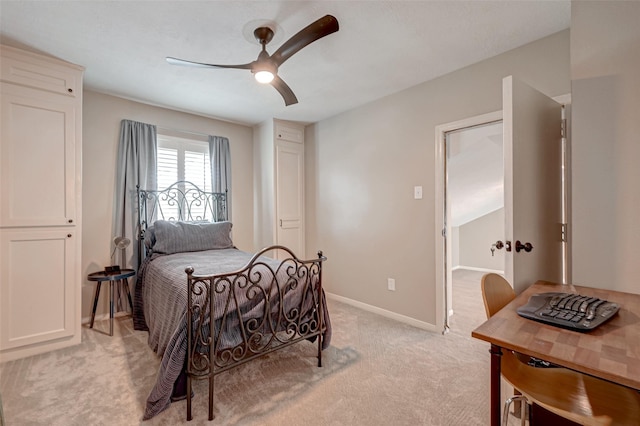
[1,270,497,425]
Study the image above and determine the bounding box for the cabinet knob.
[68,88,73,93]
[67,234,72,238]
[68,219,73,223]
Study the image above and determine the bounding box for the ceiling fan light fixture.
[255,70,274,84]
[253,58,276,84]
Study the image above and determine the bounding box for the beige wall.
[306,30,570,325]
[570,2,640,293]
[458,208,504,272]
[81,91,253,322]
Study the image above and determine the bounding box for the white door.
[503,76,563,294]
[275,140,304,259]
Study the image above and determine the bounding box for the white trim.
[452,265,504,274]
[81,311,130,325]
[325,292,438,333]
[553,93,571,105]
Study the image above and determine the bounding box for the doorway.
[446,122,504,333]
[435,111,503,333]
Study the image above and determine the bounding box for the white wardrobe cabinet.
[0,45,83,362]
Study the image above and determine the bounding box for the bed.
[132,181,330,421]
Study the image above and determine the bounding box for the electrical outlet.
[387,278,396,291]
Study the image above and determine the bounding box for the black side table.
[87,269,135,336]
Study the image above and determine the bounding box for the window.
[157,135,211,190]
[156,134,211,220]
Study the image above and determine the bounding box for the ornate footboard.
[185,245,327,421]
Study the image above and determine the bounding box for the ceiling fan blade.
[270,15,339,67]
[270,76,298,106]
[166,57,253,70]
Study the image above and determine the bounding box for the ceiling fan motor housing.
[254,26,274,45]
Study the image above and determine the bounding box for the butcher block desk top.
[472,280,640,391]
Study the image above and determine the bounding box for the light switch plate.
[414,186,423,199]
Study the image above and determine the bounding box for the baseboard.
[81,310,131,325]
[453,266,504,274]
[0,334,81,363]
[84,298,438,332]
[325,292,438,333]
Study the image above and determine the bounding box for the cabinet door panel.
[0,46,81,96]
[275,123,304,144]
[0,228,76,350]
[0,83,77,227]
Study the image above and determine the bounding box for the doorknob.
[515,240,533,253]
[491,240,505,256]
[491,240,511,252]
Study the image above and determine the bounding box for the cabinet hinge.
[561,118,567,138]
[561,223,568,242]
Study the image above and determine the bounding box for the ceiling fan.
[166,15,339,106]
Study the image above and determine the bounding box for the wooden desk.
[472,280,640,426]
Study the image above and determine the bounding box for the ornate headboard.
[136,180,228,258]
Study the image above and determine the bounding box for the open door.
[502,76,563,294]
[435,76,564,332]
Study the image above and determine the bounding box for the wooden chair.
[480,273,640,426]
[481,273,516,319]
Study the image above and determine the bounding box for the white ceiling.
[0,1,570,126]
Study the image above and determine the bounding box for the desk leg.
[90,282,102,329]
[489,344,503,426]
[109,281,114,336]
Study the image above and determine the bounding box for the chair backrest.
[481,273,516,319]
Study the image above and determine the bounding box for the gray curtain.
[209,135,231,221]
[114,119,157,273]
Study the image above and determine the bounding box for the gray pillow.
[144,220,209,250]
[152,220,233,254]
[143,225,156,250]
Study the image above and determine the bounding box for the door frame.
[434,94,572,334]
[434,111,502,334]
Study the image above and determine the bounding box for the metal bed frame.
[136,181,327,421]
[185,245,326,421]
[137,180,227,260]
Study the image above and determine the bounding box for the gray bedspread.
[133,248,331,420]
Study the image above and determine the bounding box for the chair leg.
[503,395,529,426]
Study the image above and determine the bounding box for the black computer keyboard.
[517,292,620,331]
